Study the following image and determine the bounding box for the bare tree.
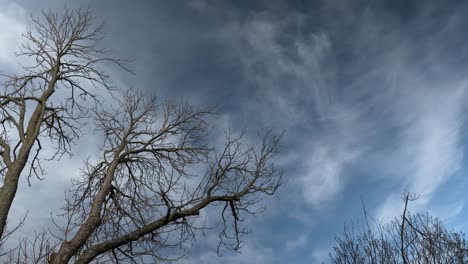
[1,231,55,264]
[329,193,468,264]
[0,7,127,241]
[45,91,282,263]
[0,8,283,264]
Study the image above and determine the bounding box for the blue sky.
[2,0,468,263]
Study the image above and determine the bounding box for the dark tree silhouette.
[0,7,127,241]
[0,8,283,264]
[329,193,468,264]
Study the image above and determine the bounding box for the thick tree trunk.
[0,74,57,239]
[0,161,25,238]
[50,146,123,264]
[0,139,36,239]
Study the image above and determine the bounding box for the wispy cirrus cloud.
[221,12,370,210]
[222,1,468,220]
[337,4,468,220]
[376,78,466,221]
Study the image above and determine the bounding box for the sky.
[1,0,468,263]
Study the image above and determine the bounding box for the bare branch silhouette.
[0,7,127,241]
[330,193,468,264]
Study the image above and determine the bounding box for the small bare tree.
[1,231,55,264]
[0,7,283,264]
[329,193,468,264]
[0,7,126,241]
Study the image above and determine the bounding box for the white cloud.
[222,12,370,209]
[311,246,331,263]
[404,88,464,195]
[300,145,359,208]
[178,244,275,264]
[0,1,27,68]
[285,234,308,251]
[223,12,335,123]
[377,84,466,221]
[219,2,468,220]
[299,101,370,209]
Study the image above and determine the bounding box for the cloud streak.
[220,1,468,221]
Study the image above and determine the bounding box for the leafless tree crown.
[45,91,283,263]
[329,193,468,264]
[0,8,284,264]
[0,7,128,243]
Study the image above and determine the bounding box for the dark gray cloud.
[2,0,468,263]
